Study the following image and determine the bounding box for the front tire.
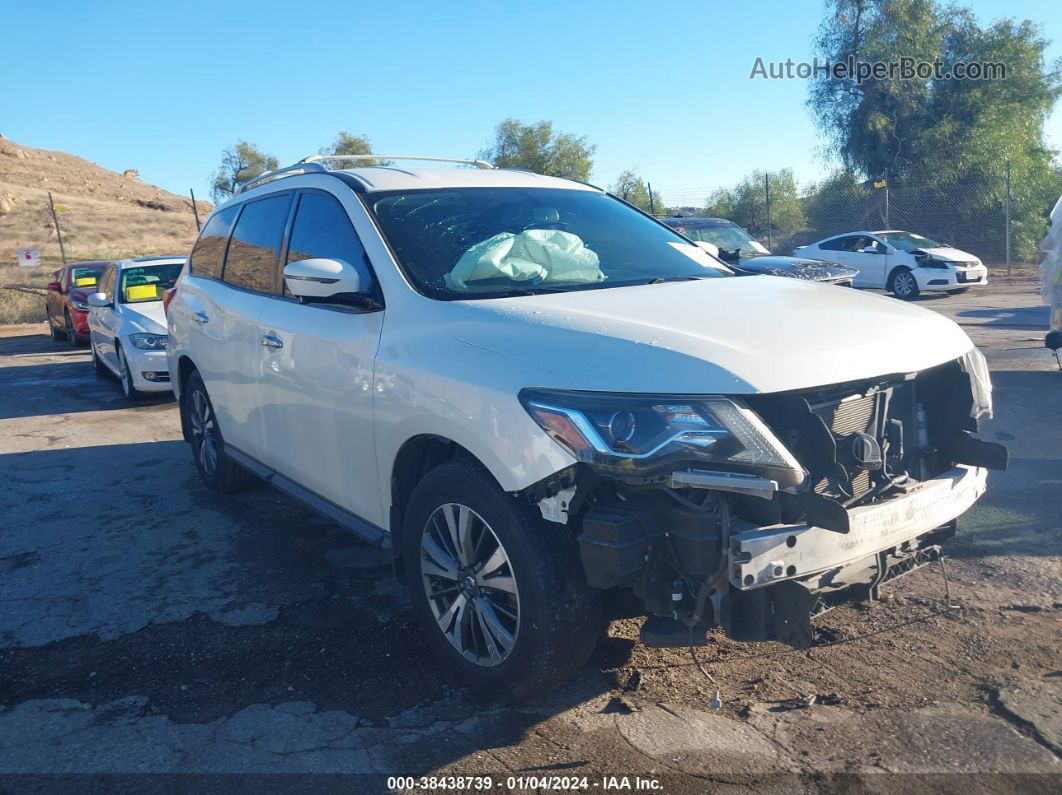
[64,311,80,347]
[116,345,143,401]
[888,267,920,300]
[180,370,256,493]
[91,342,108,376]
[403,459,600,702]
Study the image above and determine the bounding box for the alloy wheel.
[894,271,916,297]
[188,388,219,476]
[420,503,520,667]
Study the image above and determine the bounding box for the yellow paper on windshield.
[75,277,97,287]
[125,284,158,301]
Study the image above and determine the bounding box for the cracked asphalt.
[0,279,1059,792]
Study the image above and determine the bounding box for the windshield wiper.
[491,286,571,297]
[645,275,707,285]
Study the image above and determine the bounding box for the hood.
[735,255,857,281]
[449,276,974,394]
[121,301,167,334]
[913,246,979,263]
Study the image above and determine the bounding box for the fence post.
[189,188,202,232]
[47,191,67,265]
[764,172,772,249]
[884,170,890,229]
[1005,160,1012,275]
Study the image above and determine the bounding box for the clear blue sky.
[3,0,1060,208]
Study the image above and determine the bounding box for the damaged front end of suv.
[520,348,1006,649]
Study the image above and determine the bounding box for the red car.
[46,261,113,346]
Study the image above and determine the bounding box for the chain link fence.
[656,169,1045,270]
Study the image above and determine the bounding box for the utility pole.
[189,188,202,231]
[1005,160,1012,276]
[764,173,772,249]
[47,191,67,265]
[647,181,656,215]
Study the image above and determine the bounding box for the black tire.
[49,321,64,342]
[888,267,920,300]
[64,311,80,347]
[180,370,256,493]
[91,341,108,376]
[402,458,600,702]
[116,345,144,402]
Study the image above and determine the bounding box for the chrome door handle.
[193,311,209,324]
[261,335,283,349]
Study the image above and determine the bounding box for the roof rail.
[234,154,494,196]
[301,154,494,169]
[235,161,329,195]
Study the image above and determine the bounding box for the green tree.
[479,119,595,180]
[801,169,874,235]
[609,168,663,213]
[210,141,279,203]
[808,0,1062,259]
[319,132,391,167]
[704,169,805,243]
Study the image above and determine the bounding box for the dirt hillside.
[0,135,211,265]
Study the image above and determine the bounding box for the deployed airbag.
[445,229,604,291]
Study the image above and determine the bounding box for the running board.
[225,446,389,548]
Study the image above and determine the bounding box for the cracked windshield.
[369,187,730,299]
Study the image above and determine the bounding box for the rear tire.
[402,459,600,702]
[181,370,256,494]
[888,267,920,300]
[49,322,63,342]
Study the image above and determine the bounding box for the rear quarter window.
[189,205,240,279]
[819,236,854,251]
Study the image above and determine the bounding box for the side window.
[819,236,854,252]
[189,205,240,279]
[222,193,293,293]
[845,236,877,253]
[284,192,374,297]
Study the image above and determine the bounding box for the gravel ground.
[0,280,1058,793]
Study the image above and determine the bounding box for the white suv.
[167,155,1007,700]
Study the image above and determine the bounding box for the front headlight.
[129,333,168,350]
[520,389,804,485]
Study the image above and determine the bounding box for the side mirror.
[46,281,62,292]
[87,292,111,308]
[283,258,365,303]
[694,241,720,258]
[859,246,880,254]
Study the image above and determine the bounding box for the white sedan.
[794,230,987,299]
[88,256,185,400]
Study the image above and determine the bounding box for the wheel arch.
[175,355,198,442]
[887,264,913,285]
[388,434,497,577]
